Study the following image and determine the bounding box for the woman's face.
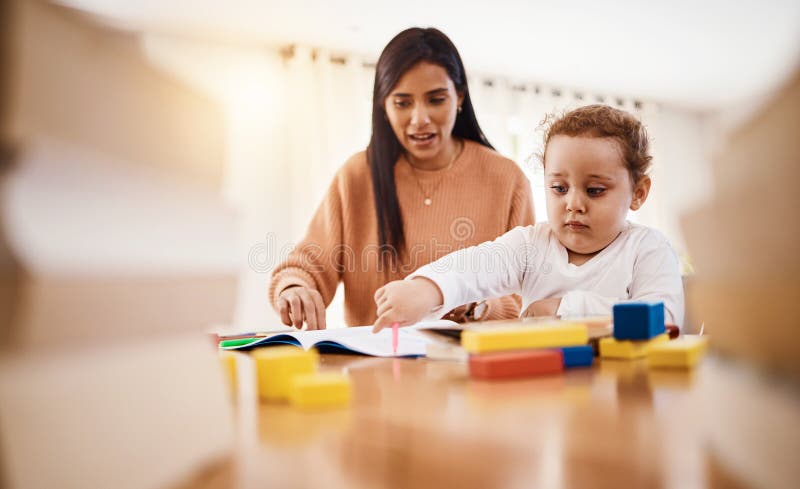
[384,61,464,166]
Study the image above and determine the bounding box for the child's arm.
[411,227,530,317]
[557,238,684,328]
[373,226,532,331]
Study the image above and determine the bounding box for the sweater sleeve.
[556,235,685,328]
[268,173,344,311]
[484,172,536,320]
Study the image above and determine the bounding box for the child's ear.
[630,176,651,211]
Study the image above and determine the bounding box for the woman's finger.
[309,290,327,330]
[289,295,304,329]
[278,297,292,326]
[298,290,318,330]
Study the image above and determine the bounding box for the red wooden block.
[469,350,564,380]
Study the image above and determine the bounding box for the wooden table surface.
[179,352,769,489]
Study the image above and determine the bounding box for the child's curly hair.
[540,104,652,185]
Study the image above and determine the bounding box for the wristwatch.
[466,300,489,322]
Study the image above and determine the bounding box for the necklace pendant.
[424,198,432,206]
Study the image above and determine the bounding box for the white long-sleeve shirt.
[408,221,685,328]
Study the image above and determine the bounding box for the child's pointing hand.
[372,278,444,333]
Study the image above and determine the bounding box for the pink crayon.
[391,322,399,355]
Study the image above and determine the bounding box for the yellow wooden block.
[648,335,709,368]
[461,322,588,354]
[253,346,318,401]
[289,373,351,409]
[599,334,670,359]
[218,351,237,393]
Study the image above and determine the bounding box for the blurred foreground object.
[0,2,238,488]
[682,69,800,381]
[682,69,800,489]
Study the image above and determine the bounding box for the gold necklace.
[408,140,462,206]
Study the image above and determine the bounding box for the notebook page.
[289,321,458,357]
[287,326,375,350]
[313,327,428,357]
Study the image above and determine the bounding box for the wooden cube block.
[252,346,318,401]
[289,372,351,409]
[560,345,594,368]
[613,302,665,340]
[468,350,564,380]
[599,334,670,359]
[648,335,709,369]
[461,323,588,354]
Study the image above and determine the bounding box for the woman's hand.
[373,278,443,333]
[522,297,562,319]
[277,286,327,330]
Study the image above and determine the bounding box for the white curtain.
[141,36,710,330]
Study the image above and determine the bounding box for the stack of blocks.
[601,302,708,368]
[600,302,669,359]
[461,322,594,380]
[251,346,351,409]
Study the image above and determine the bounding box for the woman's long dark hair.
[367,27,492,263]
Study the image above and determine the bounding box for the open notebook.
[220,320,458,357]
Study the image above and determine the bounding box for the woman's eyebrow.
[391,87,449,97]
[425,88,449,96]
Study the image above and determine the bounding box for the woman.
[269,27,534,329]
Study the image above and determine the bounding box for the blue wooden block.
[560,345,594,368]
[613,302,665,340]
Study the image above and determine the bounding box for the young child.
[372,104,684,332]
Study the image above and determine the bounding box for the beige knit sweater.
[269,140,535,326]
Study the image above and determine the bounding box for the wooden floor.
[176,352,783,489]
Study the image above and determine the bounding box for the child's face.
[544,135,650,262]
